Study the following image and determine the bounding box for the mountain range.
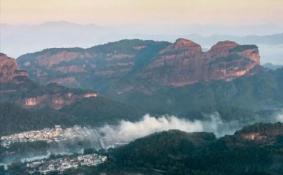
[17,38,260,91]
[1,36,283,174]
[1,38,283,133]
[15,38,283,118]
[1,22,283,64]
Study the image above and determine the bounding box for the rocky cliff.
[141,39,260,87]
[17,39,261,93]
[0,53,28,83]
[0,53,98,109]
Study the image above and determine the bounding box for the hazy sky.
[1,0,283,26]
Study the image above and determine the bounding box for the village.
[0,125,92,148]
[27,153,107,174]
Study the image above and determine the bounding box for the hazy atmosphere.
[1,1,283,174]
[1,0,283,26]
[1,0,283,64]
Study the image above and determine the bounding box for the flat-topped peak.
[174,38,201,49]
[210,41,239,52]
[207,41,239,58]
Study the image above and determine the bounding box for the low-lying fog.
[1,110,283,166]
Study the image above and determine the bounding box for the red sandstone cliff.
[0,53,97,109]
[17,39,261,91]
[0,53,28,83]
[141,39,260,87]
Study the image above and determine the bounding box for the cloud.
[98,114,204,148]
[1,113,240,151]
[4,112,278,165]
[275,110,283,122]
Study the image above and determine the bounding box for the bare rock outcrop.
[0,53,28,83]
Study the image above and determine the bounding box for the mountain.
[16,39,283,122]
[0,53,98,110]
[2,22,283,65]
[0,53,144,135]
[0,103,73,136]
[233,33,283,45]
[182,34,283,65]
[0,53,28,83]
[184,33,283,46]
[137,39,260,87]
[1,22,283,57]
[263,63,283,70]
[114,68,283,118]
[77,123,283,175]
[17,38,260,92]
[17,39,282,119]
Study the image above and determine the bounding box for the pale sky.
[1,0,283,26]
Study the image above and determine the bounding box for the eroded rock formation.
[17,39,261,93]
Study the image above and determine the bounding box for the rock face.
[0,53,28,83]
[142,39,260,87]
[0,53,98,110]
[234,123,283,144]
[19,90,98,110]
[17,40,170,90]
[17,39,261,93]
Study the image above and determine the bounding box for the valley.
[0,37,283,175]
[1,1,283,174]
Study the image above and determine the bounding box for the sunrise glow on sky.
[1,0,283,25]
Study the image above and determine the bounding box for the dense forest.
[63,123,283,175]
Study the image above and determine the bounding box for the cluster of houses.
[27,153,107,174]
[0,125,92,148]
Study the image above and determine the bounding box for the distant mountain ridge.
[3,41,283,135]
[185,33,283,46]
[263,63,283,70]
[1,22,283,64]
[17,38,261,93]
